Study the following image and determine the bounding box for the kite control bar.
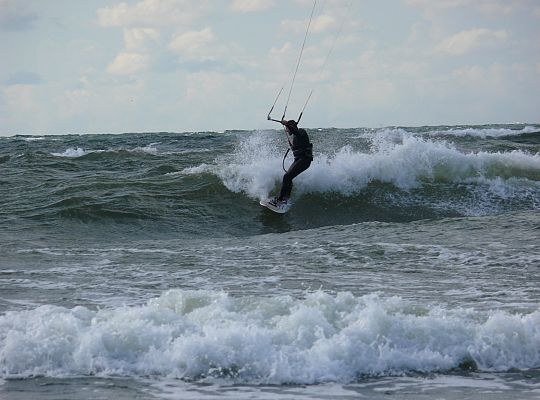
[267,86,311,125]
[267,87,285,124]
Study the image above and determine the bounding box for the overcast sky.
[1,0,539,135]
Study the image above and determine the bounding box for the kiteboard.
[259,198,290,214]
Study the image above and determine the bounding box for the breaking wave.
[1,126,538,237]
[1,290,539,383]
[198,129,540,210]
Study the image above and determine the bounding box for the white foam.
[52,147,88,158]
[51,144,163,158]
[180,163,213,175]
[212,131,540,199]
[429,125,538,138]
[1,290,539,382]
[132,143,159,155]
[213,132,286,199]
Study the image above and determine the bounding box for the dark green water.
[1,125,539,399]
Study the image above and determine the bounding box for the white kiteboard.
[259,198,290,214]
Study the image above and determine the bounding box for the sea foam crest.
[214,130,540,199]
[1,290,539,382]
[51,144,160,158]
[429,125,538,138]
[213,131,286,199]
[51,147,89,158]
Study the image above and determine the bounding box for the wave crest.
[1,290,539,382]
[214,130,540,200]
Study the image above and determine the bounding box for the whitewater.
[1,124,539,399]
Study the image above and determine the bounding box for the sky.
[1,0,539,135]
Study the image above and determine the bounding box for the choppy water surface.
[1,124,539,399]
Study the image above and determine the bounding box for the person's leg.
[278,158,311,201]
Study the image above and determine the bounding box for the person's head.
[284,119,298,133]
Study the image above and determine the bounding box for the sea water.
[1,125,539,399]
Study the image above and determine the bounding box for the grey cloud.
[5,71,44,85]
[0,0,38,31]
[154,53,243,74]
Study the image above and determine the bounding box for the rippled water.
[1,124,539,398]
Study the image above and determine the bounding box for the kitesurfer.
[270,119,313,207]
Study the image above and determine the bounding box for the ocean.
[1,124,539,399]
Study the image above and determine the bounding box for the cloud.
[477,3,513,15]
[168,27,247,72]
[98,1,215,76]
[270,42,293,56]
[310,15,338,33]
[0,0,37,31]
[436,28,508,56]
[449,63,537,90]
[124,28,160,50]
[292,0,317,6]
[451,65,485,83]
[407,0,513,13]
[5,71,43,86]
[176,59,226,73]
[107,52,150,75]
[281,14,338,35]
[169,27,215,60]
[2,84,38,116]
[230,0,275,13]
[97,0,209,28]
[61,88,91,118]
[362,79,397,106]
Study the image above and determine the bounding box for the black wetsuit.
[278,127,313,201]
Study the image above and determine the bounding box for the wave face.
[1,290,539,382]
[2,125,538,240]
